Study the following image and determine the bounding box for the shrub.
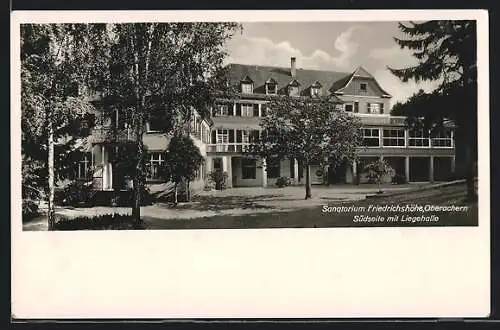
[22,184,41,220]
[208,169,228,190]
[22,199,39,220]
[392,173,408,184]
[54,213,147,230]
[126,186,154,206]
[275,176,292,188]
[364,159,395,192]
[55,181,93,206]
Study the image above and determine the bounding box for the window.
[267,158,281,179]
[368,103,381,114]
[242,158,256,179]
[266,83,277,95]
[213,104,230,116]
[241,130,249,144]
[213,158,222,170]
[288,86,299,97]
[409,129,430,147]
[431,129,453,147]
[76,152,91,179]
[241,83,253,94]
[249,130,260,143]
[360,83,367,92]
[344,103,354,112]
[383,129,405,147]
[311,87,322,97]
[354,101,359,113]
[216,129,229,144]
[241,104,254,117]
[147,152,165,180]
[362,128,380,147]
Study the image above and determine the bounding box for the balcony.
[207,143,252,153]
[90,127,135,144]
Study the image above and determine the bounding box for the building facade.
[73,57,456,195]
[205,57,456,188]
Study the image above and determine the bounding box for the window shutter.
[236,103,241,116]
[211,130,216,144]
[229,129,235,143]
[253,104,259,117]
[354,101,359,113]
[366,102,371,113]
[380,103,384,114]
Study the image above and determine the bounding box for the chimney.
[290,57,296,78]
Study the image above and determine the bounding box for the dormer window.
[310,81,322,97]
[288,79,300,97]
[265,77,277,95]
[240,75,254,94]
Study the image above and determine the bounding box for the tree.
[251,96,363,199]
[389,20,477,200]
[21,24,109,230]
[163,134,204,204]
[364,159,395,194]
[102,23,240,225]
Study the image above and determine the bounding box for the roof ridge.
[227,62,351,75]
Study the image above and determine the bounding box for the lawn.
[24,181,478,230]
[141,181,478,229]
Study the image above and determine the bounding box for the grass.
[34,181,478,231]
[142,181,478,229]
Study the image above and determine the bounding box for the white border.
[11,10,490,319]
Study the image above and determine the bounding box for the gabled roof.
[226,63,392,98]
[352,66,373,78]
[240,75,254,83]
[332,66,391,97]
[227,63,350,95]
[265,77,278,84]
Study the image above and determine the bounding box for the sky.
[224,22,440,107]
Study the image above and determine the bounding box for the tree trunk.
[47,115,55,231]
[305,162,312,199]
[186,181,190,202]
[174,183,178,205]
[132,133,145,226]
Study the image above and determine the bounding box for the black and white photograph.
[11,10,490,319]
[19,17,480,231]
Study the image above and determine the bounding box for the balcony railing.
[90,127,135,144]
[207,143,252,153]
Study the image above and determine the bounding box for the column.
[261,158,267,188]
[405,156,410,183]
[222,155,228,172]
[258,103,262,117]
[429,156,434,183]
[226,156,233,188]
[293,158,299,185]
[233,102,237,116]
[108,163,113,190]
[206,156,212,174]
[101,145,106,190]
